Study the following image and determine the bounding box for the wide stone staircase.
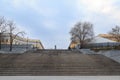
[0,50,120,76]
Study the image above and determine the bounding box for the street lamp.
[26,37,28,50]
[36,41,37,49]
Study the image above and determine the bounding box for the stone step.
[0,71,120,76]
[0,69,120,72]
[0,50,120,75]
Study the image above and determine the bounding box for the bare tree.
[70,22,94,48]
[7,21,25,51]
[109,26,120,42]
[0,16,7,50]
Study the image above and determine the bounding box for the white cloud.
[12,0,36,8]
[77,0,113,13]
[42,20,58,30]
[11,0,59,17]
[76,0,120,22]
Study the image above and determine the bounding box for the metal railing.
[82,42,120,49]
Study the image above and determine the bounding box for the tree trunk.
[10,42,12,51]
[80,41,85,49]
[0,33,1,50]
[80,43,83,49]
[9,35,13,51]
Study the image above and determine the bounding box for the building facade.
[0,33,44,49]
[98,34,119,42]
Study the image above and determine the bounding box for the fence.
[0,44,34,51]
[82,42,120,49]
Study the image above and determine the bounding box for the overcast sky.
[0,0,120,49]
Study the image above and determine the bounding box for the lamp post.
[36,41,37,49]
[55,45,57,50]
[26,37,28,50]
